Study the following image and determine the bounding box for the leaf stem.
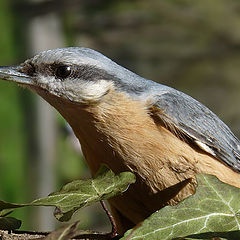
[100,200,118,239]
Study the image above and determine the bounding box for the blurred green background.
[1,0,240,233]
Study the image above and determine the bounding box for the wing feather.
[149,89,240,172]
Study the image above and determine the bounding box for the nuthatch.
[1,47,240,234]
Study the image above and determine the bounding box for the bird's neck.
[35,88,150,176]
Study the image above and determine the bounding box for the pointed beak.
[0,66,33,85]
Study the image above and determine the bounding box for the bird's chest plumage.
[72,93,194,182]
[63,92,200,221]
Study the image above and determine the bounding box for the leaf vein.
[130,212,234,239]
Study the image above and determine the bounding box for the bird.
[1,47,240,234]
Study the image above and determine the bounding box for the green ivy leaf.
[31,165,136,221]
[0,166,135,223]
[122,174,240,240]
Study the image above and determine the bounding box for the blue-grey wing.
[150,89,240,172]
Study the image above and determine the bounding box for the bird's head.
[0,47,155,105]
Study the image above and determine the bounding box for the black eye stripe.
[21,62,116,82]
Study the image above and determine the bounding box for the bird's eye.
[55,65,72,79]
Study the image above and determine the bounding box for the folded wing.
[149,89,240,172]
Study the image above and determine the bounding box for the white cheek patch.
[35,74,113,103]
[64,80,113,102]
